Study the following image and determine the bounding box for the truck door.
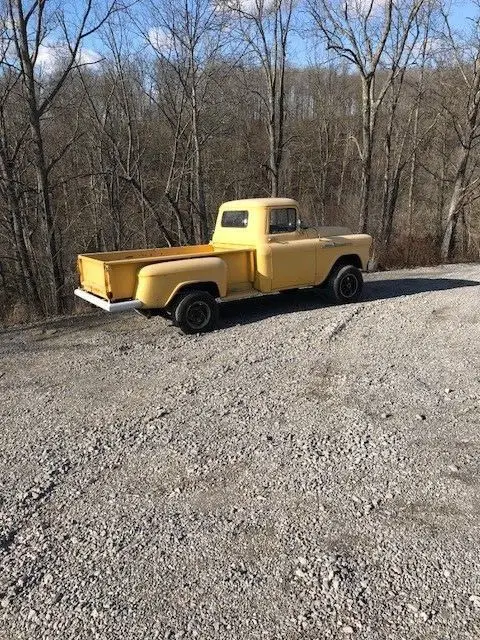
[268,207,316,290]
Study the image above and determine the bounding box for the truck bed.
[77,244,254,301]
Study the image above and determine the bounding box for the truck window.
[269,208,297,234]
[221,210,249,228]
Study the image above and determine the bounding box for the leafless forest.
[0,0,479,322]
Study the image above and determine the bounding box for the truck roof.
[220,197,298,209]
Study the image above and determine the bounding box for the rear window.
[269,207,297,234]
[221,210,249,228]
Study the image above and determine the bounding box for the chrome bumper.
[74,288,143,313]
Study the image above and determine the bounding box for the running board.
[74,289,143,313]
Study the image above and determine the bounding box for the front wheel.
[327,265,363,303]
[172,291,219,334]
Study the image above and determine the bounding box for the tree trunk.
[269,129,279,196]
[13,0,64,314]
[0,147,44,313]
[441,151,468,262]
[359,77,373,234]
[31,125,64,314]
[406,102,419,265]
[268,90,279,197]
[190,69,208,243]
[380,102,393,247]
[359,144,372,234]
[383,172,401,250]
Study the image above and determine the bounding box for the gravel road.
[1,263,480,640]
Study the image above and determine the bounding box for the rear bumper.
[74,288,143,313]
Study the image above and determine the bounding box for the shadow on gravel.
[2,276,477,336]
[362,276,479,301]
[219,277,479,328]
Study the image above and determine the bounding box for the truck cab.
[212,198,369,294]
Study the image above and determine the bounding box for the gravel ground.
[0,263,479,640]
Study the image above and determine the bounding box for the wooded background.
[1,0,479,322]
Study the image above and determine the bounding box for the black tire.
[327,264,363,303]
[278,288,299,295]
[172,290,219,334]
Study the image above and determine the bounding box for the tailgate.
[77,255,141,301]
[77,255,109,300]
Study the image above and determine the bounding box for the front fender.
[135,257,227,309]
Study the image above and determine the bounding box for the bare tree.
[438,6,480,261]
[308,0,426,233]
[0,17,42,313]
[380,3,439,250]
[137,0,232,242]
[3,0,117,313]
[224,0,294,197]
[79,20,180,249]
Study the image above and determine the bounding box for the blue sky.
[29,0,480,72]
[292,0,480,67]
[451,0,477,27]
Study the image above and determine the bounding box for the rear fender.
[135,256,227,309]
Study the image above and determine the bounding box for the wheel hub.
[186,300,211,330]
[340,273,358,298]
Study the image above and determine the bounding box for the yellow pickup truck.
[75,198,372,334]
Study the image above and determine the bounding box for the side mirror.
[297,218,307,231]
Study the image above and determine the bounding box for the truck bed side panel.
[81,244,214,262]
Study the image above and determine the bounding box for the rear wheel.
[172,291,219,334]
[327,265,363,303]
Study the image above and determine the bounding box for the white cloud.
[346,0,387,16]
[219,0,278,18]
[78,48,102,66]
[35,45,58,72]
[36,43,102,73]
[147,27,175,53]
